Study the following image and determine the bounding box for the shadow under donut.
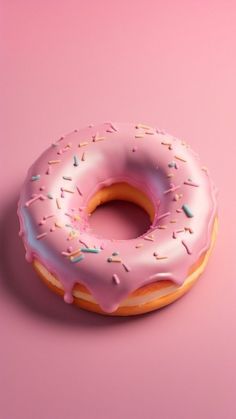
[0,196,161,328]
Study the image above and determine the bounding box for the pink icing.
[17,122,217,313]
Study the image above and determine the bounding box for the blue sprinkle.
[47,193,53,199]
[112,251,119,256]
[182,204,194,218]
[31,175,40,181]
[71,254,84,263]
[80,248,100,253]
[73,155,79,167]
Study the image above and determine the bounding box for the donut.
[18,122,218,316]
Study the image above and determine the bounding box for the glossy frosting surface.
[18,122,217,312]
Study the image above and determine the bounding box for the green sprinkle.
[71,254,84,263]
[182,204,194,218]
[31,175,40,181]
[80,248,101,253]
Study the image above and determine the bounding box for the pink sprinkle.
[182,240,192,255]
[164,185,181,195]
[36,232,47,240]
[25,194,43,207]
[112,274,120,285]
[157,212,171,221]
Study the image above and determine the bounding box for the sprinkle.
[36,232,47,240]
[110,123,117,131]
[185,227,194,234]
[145,131,155,135]
[135,134,145,138]
[73,155,79,166]
[173,194,180,201]
[167,173,174,178]
[92,133,105,142]
[55,222,63,228]
[76,186,83,196]
[156,256,168,260]
[157,225,167,229]
[175,155,187,162]
[57,150,63,155]
[135,243,143,248]
[176,208,183,213]
[184,181,199,187]
[31,175,40,181]
[47,193,53,199]
[81,152,86,161]
[132,146,138,152]
[63,176,72,181]
[70,254,85,263]
[136,123,153,130]
[181,240,192,255]
[168,161,178,169]
[112,251,119,256]
[80,248,100,253]
[56,198,61,209]
[122,262,131,272]
[144,235,154,241]
[48,160,61,164]
[170,220,177,223]
[107,257,122,263]
[78,142,89,147]
[164,185,181,195]
[161,141,172,146]
[50,226,56,232]
[201,166,209,174]
[51,142,59,147]
[106,129,114,133]
[61,187,74,194]
[157,212,170,221]
[46,166,52,175]
[112,274,120,285]
[182,204,194,218]
[25,194,44,207]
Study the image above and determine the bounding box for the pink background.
[1,1,236,418]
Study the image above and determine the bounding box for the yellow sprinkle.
[81,152,86,161]
[175,155,187,162]
[167,173,174,178]
[56,198,61,209]
[157,225,167,229]
[135,243,143,248]
[135,134,145,138]
[48,160,61,164]
[78,142,89,147]
[145,131,155,135]
[55,221,63,228]
[156,256,168,260]
[69,248,82,257]
[136,123,153,130]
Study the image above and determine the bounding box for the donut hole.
[87,182,155,240]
